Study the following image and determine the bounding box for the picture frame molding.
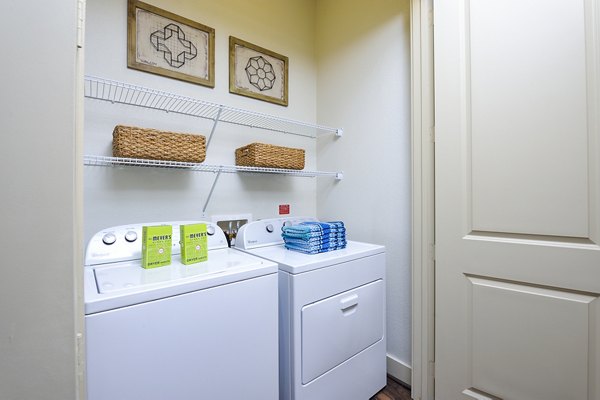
[127,0,215,87]
[229,36,289,106]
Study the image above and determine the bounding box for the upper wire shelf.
[84,155,343,180]
[84,76,342,139]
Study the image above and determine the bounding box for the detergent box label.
[141,225,172,269]
[180,223,208,265]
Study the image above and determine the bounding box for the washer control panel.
[102,233,117,245]
[124,231,137,243]
[235,217,318,250]
[85,221,227,266]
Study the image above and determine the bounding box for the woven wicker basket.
[112,125,206,163]
[235,143,305,170]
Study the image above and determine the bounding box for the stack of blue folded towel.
[281,221,347,254]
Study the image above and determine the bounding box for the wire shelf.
[84,155,343,180]
[84,76,342,138]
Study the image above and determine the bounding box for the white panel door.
[434,0,600,399]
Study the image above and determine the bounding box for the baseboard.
[386,354,412,387]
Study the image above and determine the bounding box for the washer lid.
[95,249,263,294]
[84,248,277,314]
[239,240,385,274]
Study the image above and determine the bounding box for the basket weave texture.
[112,125,206,163]
[235,143,305,170]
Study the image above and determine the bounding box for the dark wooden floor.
[370,375,412,400]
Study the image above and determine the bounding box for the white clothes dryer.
[235,217,386,400]
[84,221,278,400]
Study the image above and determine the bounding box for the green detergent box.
[141,225,172,269]
[180,223,208,265]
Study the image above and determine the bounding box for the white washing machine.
[235,217,386,400]
[84,221,279,400]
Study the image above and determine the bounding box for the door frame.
[410,0,435,399]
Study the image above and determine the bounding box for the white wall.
[84,0,318,242]
[85,0,413,383]
[0,1,82,399]
[315,0,413,375]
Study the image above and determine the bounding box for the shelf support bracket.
[202,170,222,215]
[206,106,223,149]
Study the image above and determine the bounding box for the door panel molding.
[466,275,599,302]
[585,0,600,245]
[465,231,600,249]
[462,387,503,400]
[461,0,593,238]
[466,275,596,400]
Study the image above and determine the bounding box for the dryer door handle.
[340,294,359,314]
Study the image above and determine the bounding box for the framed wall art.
[229,36,288,106]
[127,0,215,87]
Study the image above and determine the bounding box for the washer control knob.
[124,231,137,242]
[266,224,274,233]
[102,233,117,245]
[207,225,216,236]
[283,221,292,227]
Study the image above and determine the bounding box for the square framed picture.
[127,0,215,87]
[229,36,288,106]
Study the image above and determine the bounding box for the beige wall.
[84,0,319,242]
[316,0,413,371]
[0,1,82,399]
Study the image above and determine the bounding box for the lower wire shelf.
[84,155,344,180]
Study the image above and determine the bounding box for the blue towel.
[282,227,345,237]
[283,226,345,235]
[300,221,345,229]
[283,234,346,242]
[282,223,346,241]
[283,221,345,234]
[282,225,325,234]
[282,231,345,241]
[299,222,345,236]
[283,237,347,247]
[281,221,347,254]
[285,242,347,255]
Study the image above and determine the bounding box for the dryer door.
[301,279,384,384]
